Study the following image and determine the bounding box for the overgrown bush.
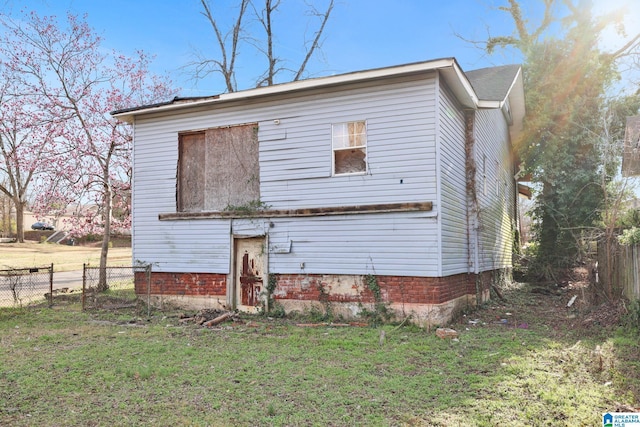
[258,274,286,318]
[360,274,393,326]
[623,299,640,333]
[618,227,640,245]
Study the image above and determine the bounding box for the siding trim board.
[435,71,444,278]
[158,201,433,220]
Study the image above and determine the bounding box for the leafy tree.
[484,0,640,274]
[0,11,175,289]
[190,0,334,92]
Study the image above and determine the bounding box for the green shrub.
[623,299,640,332]
[619,227,640,245]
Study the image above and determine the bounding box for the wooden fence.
[598,240,640,300]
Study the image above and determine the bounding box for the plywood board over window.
[178,123,259,212]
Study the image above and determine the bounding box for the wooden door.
[234,237,265,309]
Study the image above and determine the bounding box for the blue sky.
[4,0,639,96]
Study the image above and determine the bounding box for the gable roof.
[112,58,525,139]
[466,64,521,101]
[467,64,525,141]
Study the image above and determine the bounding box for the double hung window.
[332,121,367,175]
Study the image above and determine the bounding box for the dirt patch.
[457,267,627,334]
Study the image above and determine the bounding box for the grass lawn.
[0,282,638,426]
[0,242,132,271]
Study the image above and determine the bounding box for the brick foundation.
[134,271,226,296]
[134,270,507,326]
[271,273,474,303]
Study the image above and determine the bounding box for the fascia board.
[113,58,481,123]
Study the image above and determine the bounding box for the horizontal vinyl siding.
[267,213,439,276]
[258,76,437,209]
[438,83,469,276]
[133,219,231,273]
[132,74,439,275]
[474,108,515,271]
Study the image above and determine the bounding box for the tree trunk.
[1,195,11,237]
[97,181,112,292]
[14,199,25,243]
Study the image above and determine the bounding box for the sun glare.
[592,0,640,51]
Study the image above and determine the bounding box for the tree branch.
[294,0,334,81]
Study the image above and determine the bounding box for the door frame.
[228,234,268,311]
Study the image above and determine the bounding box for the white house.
[112,58,525,326]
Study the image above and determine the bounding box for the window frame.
[176,123,259,213]
[331,120,368,176]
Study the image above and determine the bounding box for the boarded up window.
[177,123,259,212]
[332,121,367,175]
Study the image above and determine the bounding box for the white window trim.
[331,120,368,176]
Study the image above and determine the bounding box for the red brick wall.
[273,273,482,304]
[134,272,227,296]
[134,270,502,304]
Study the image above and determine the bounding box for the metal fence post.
[82,263,86,311]
[49,263,54,308]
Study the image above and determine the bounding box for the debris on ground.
[178,309,240,327]
[582,300,628,328]
[436,328,459,339]
[44,287,73,299]
[295,322,369,327]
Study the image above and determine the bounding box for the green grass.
[0,242,131,271]
[1,285,639,427]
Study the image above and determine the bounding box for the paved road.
[0,269,84,307]
[52,270,84,291]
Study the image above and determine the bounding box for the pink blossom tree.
[0,60,61,243]
[1,11,175,288]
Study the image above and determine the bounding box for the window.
[177,123,259,212]
[332,121,367,175]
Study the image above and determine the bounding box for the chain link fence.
[0,265,54,308]
[82,264,151,313]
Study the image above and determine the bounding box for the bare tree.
[189,0,334,92]
[196,0,250,92]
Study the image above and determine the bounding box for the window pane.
[333,121,366,149]
[332,123,348,149]
[332,123,347,136]
[334,148,366,174]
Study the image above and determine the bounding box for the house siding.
[127,63,522,326]
[438,82,469,276]
[473,108,515,271]
[266,214,438,276]
[132,74,440,276]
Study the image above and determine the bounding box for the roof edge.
[112,58,476,123]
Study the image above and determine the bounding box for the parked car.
[31,222,54,231]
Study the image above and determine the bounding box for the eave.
[112,58,479,123]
